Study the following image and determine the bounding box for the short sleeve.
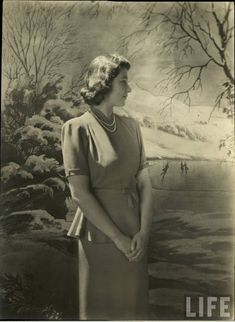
[135,121,149,172]
[61,120,89,178]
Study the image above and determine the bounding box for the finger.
[134,252,145,262]
[126,244,146,259]
[125,248,139,259]
[136,237,142,250]
[129,252,143,262]
[130,238,137,252]
[125,244,140,257]
[125,243,138,255]
[129,240,144,256]
[125,244,137,255]
[132,250,145,262]
[131,246,147,260]
[128,248,144,261]
[128,245,141,257]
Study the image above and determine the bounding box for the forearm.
[71,190,123,242]
[139,185,154,238]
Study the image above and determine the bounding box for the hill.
[115,82,233,161]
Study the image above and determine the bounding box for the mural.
[1,1,234,320]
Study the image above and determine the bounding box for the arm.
[129,167,154,262]
[61,120,132,259]
[137,167,154,239]
[68,174,133,258]
[129,119,154,261]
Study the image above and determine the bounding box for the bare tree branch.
[3,2,82,91]
[120,2,234,119]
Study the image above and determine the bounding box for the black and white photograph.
[1,1,234,320]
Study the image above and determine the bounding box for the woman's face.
[106,68,132,107]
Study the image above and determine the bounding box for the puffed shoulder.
[61,114,88,131]
[61,115,90,177]
[61,116,89,147]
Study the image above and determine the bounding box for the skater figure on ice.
[184,161,189,175]
[160,162,169,183]
[180,161,184,176]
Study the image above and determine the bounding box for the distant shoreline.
[147,157,234,163]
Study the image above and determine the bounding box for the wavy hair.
[80,54,131,106]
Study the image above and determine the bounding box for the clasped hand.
[115,231,148,262]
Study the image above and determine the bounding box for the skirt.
[78,238,149,320]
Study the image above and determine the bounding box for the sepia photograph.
[1,1,234,320]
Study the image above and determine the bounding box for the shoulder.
[115,112,144,143]
[61,112,90,132]
[61,113,92,145]
[115,110,139,131]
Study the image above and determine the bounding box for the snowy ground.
[115,82,234,161]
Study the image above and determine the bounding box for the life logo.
[185,296,233,319]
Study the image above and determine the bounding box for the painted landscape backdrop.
[1,1,234,320]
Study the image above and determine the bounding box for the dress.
[61,108,150,320]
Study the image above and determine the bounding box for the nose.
[127,83,132,93]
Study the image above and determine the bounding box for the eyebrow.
[120,77,128,80]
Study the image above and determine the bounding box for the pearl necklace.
[90,110,117,133]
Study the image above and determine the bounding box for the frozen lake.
[0,160,234,319]
[148,160,234,319]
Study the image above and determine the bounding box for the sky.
[2,1,234,107]
[59,1,234,107]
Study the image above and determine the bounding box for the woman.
[61,54,153,320]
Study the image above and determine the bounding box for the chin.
[116,104,125,108]
[115,101,126,107]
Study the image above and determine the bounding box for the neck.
[91,103,114,119]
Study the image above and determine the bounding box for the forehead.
[116,68,128,80]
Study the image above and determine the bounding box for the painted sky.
[62,2,233,106]
[2,1,234,107]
